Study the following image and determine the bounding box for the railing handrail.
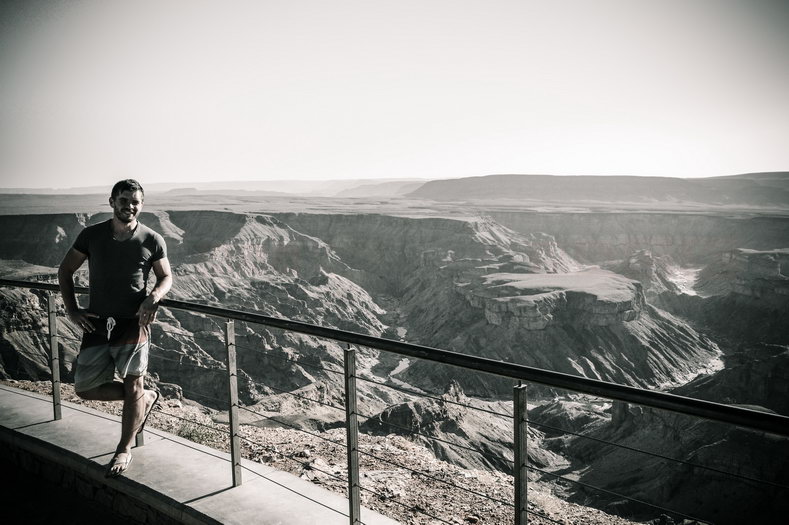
[3,277,789,438]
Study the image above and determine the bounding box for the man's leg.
[118,374,146,452]
[103,320,156,476]
[105,374,157,477]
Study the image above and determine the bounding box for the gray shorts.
[74,317,150,392]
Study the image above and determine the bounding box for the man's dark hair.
[111,179,145,199]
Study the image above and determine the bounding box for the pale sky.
[1,0,788,189]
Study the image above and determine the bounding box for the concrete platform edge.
[0,422,222,525]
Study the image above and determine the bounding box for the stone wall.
[0,432,210,525]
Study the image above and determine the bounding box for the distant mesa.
[333,180,426,198]
[164,187,198,193]
[405,172,789,208]
[460,268,643,330]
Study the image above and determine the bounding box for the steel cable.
[178,388,230,407]
[528,464,711,524]
[235,342,344,376]
[237,405,345,447]
[357,485,457,525]
[156,408,226,430]
[237,462,349,520]
[16,317,788,499]
[361,490,565,525]
[152,326,204,338]
[249,379,346,412]
[526,418,789,492]
[356,448,514,508]
[356,410,512,466]
[148,353,195,365]
[356,373,514,419]
[237,434,348,484]
[56,323,789,495]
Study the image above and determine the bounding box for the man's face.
[109,190,144,223]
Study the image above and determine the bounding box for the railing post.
[344,344,361,525]
[47,293,61,421]
[135,417,145,446]
[514,384,528,525]
[226,320,242,486]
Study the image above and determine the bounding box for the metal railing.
[2,277,789,525]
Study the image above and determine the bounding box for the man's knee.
[75,388,93,400]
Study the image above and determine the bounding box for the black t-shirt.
[72,219,167,318]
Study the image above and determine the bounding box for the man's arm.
[137,257,173,326]
[58,248,97,332]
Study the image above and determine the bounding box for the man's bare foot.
[105,451,133,477]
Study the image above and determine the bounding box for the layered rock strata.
[458,268,643,330]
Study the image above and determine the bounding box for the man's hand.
[67,309,98,333]
[137,294,159,327]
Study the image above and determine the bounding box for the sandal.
[137,390,160,435]
[105,451,133,478]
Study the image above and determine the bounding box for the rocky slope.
[605,250,683,299]
[554,399,789,525]
[695,248,789,301]
[359,381,564,473]
[395,266,719,394]
[272,213,721,394]
[489,211,789,264]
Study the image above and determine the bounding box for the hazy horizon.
[2,0,788,189]
[4,170,789,193]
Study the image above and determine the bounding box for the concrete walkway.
[0,384,400,525]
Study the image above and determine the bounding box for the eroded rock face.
[273,213,578,296]
[564,400,789,525]
[360,381,564,473]
[673,344,789,415]
[166,212,382,322]
[268,213,723,389]
[727,249,789,301]
[0,213,89,267]
[695,248,789,300]
[396,258,720,393]
[607,250,682,299]
[489,212,789,264]
[458,268,644,330]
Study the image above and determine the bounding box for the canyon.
[1,174,788,524]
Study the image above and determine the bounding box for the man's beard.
[114,209,136,223]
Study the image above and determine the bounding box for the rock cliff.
[696,248,789,302]
[489,211,789,264]
[563,401,789,525]
[672,344,789,415]
[459,268,643,329]
[606,250,682,299]
[360,381,564,473]
[657,249,789,350]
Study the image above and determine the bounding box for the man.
[58,179,172,477]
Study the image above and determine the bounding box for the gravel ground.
[3,380,641,525]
